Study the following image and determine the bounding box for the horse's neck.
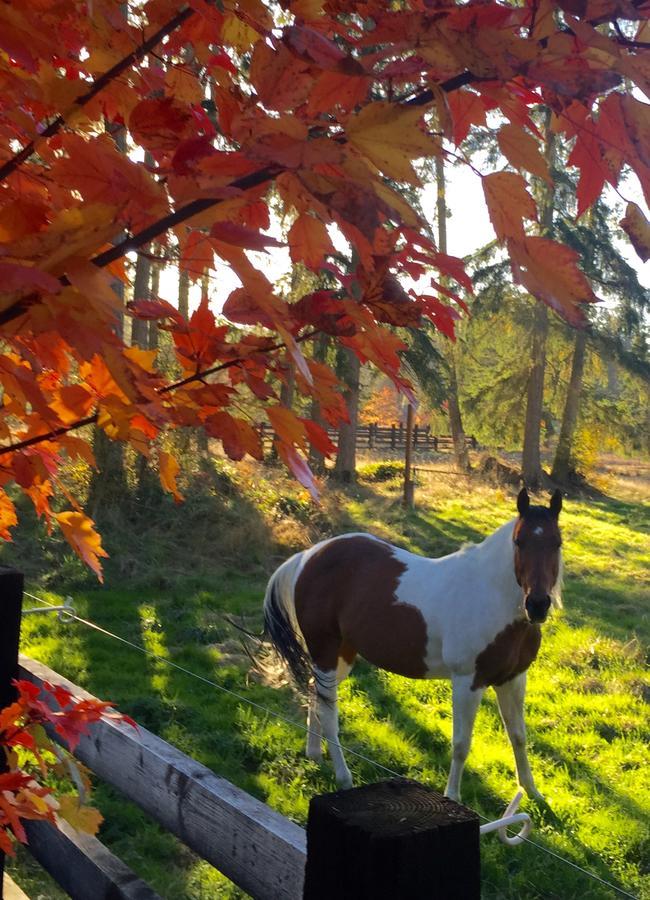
[460,519,521,610]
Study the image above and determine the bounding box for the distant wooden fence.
[3,570,480,900]
[259,421,477,453]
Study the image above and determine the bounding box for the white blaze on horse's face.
[514,488,563,624]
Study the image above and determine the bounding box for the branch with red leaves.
[0,680,135,854]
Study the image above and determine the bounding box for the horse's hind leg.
[314,665,353,789]
[306,689,322,760]
[495,672,541,799]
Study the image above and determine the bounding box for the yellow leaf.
[158,451,184,503]
[483,171,537,242]
[221,13,260,52]
[55,511,108,581]
[57,795,103,835]
[346,102,435,185]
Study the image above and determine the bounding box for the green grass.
[7,469,650,899]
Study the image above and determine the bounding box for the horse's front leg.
[495,672,542,799]
[445,674,485,803]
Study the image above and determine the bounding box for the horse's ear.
[550,489,563,518]
[517,487,530,517]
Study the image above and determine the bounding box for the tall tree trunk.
[333,346,360,483]
[309,334,329,473]
[522,302,549,487]
[522,111,557,488]
[435,154,470,473]
[551,328,588,483]
[130,249,151,347]
[148,250,160,350]
[178,266,190,320]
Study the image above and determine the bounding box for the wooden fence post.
[0,568,23,898]
[403,405,415,508]
[303,779,480,900]
[390,424,396,450]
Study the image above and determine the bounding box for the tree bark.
[333,346,360,483]
[178,266,190,320]
[130,250,151,347]
[522,111,557,488]
[522,302,549,488]
[435,154,470,473]
[308,334,328,473]
[550,328,588,483]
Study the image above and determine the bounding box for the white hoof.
[336,772,353,790]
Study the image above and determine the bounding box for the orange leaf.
[508,236,597,326]
[288,215,335,269]
[204,412,263,461]
[620,202,650,263]
[446,90,487,145]
[158,451,184,503]
[497,124,550,183]
[50,385,95,427]
[267,406,308,451]
[0,493,17,541]
[483,171,537,242]
[54,512,108,581]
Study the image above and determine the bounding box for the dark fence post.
[304,779,480,900]
[390,424,396,450]
[0,567,24,897]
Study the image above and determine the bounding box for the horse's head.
[513,488,563,624]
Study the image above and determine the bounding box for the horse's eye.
[514,538,524,548]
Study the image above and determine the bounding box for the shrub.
[357,461,405,482]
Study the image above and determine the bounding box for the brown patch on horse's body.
[294,536,428,678]
[472,620,541,690]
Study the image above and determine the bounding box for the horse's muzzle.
[525,594,551,624]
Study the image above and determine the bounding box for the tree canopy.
[0,0,648,575]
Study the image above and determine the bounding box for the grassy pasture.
[5,459,649,899]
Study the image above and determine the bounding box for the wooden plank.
[23,820,161,900]
[19,656,306,900]
[3,875,30,900]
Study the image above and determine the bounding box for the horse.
[263,487,563,801]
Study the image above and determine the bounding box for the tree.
[0,0,648,575]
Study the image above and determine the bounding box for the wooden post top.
[304,779,480,900]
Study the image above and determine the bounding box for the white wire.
[23,591,640,899]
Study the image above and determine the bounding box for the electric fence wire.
[23,591,639,900]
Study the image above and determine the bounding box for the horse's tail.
[263,555,313,693]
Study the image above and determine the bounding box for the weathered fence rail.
[258,421,477,453]
[19,655,307,900]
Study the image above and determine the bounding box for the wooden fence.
[259,421,477,453]
[2,570,480,900]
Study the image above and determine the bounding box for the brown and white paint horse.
[263,488,563,801]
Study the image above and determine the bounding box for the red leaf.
[0,263,60,296]
[210,222,283,252]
